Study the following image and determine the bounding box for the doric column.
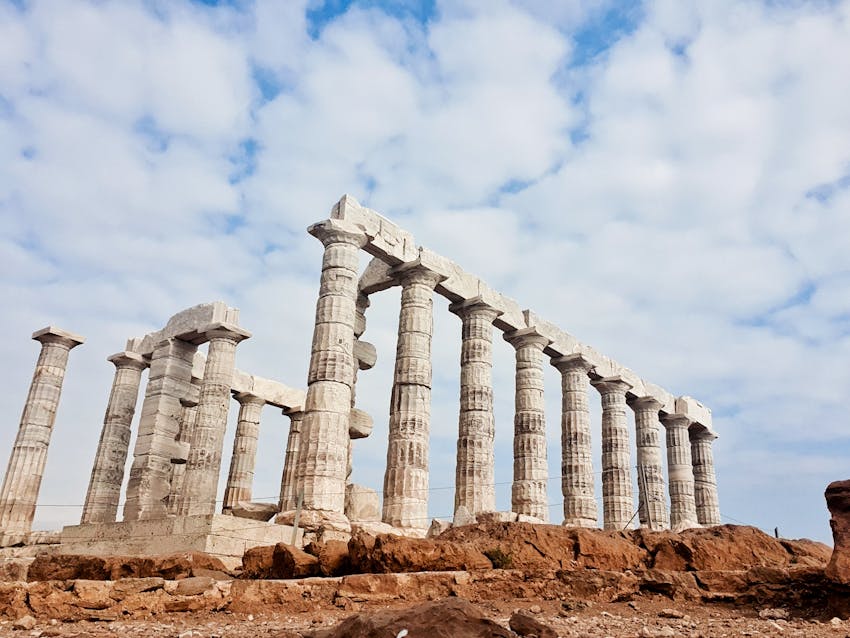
[294,219,366,519]
[591,377,634,530]
[661,413,700,531]
[81,351,147,524]
[278,409,304,511]
[504,328,550,521]
[629,396,669,530]
[222,392,265,511]
[123,337,197,521]
[450,297,502,518]
[166,386,200,515]
[552,355,597,528]
[178,323,250,517]
[690,428,721,526]
[382,264,442,530]
[0,327,84,545]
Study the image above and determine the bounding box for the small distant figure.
[774,527,780,539]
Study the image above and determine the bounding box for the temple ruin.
[0,195,720,564]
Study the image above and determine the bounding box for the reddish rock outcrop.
[27,552,230,582]
[239,544,319,579]
[305,540,351,576]
[349,533,492,573]
[826,479,850,583]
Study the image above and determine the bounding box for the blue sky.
[1,0,849,543]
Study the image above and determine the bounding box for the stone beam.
[131,302,241,355]
[331,194,418,264]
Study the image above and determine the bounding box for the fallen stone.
[826,480,850,584]
[241,545,276,579]
[305,541,351,576]
[427,519,452,539]
[12,614,36,630]
[508,611,556,638]
[759,608,790,620]
[229,501,279,522]
[658,608,685,619]
[173,576,216,596]
[0,559,32,582]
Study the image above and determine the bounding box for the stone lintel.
[31,326,85,347]
[674,396,712,430]
[359,257,398,295]
[331,194,418,264]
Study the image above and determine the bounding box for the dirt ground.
[1,596,849,638]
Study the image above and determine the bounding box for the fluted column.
[81,351,147,524]
[450,297,502,517]
[222,392,265,511]
[504,329,550,521]
[278,409,304,511]
[124,337,197,521]
[629,396,669,530]
[178,323,250,517]
[552,355,597,527]
[294,219,366,519]
[0,327,84,545]
[166,387,200,515]
[662,413,700,531]
[690,428,721,526]
[383,264,442,530]
[591,377,634,530]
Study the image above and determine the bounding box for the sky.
[1,0,849,544]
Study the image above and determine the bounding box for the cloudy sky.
[1,0,849,543]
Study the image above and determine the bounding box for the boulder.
[312,597,518,638]
[509,612,558,638]
[27,554,109,581]
[427,519,452,539]
[345,484,381,523]
[242,545,276,579]
[826,480,850,583]
[350,533,491,573]
[240,543,320,579]
[305,540,351,576]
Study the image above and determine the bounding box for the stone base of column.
[562,517,598,529]
[275,509,352,534]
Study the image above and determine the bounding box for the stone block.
[348,409,373,440]
[229,502,279,522]
[345,484,381,522]
[426,519,452,539]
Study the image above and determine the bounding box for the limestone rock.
[12,614,36,630]
[345,484,381,523]
[477,512,518,524]
[348,409,373,440]
[230,501,278,522]
[453,506,477,527]
[311,597,517,638]
[509,611,557,638]
[0,559,32,582]
[427,519,452,538]
[173,576,215,596]
[826,480,850,583]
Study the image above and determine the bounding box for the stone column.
[504,329,550,522]
[591,377,634,530]
[292,219,366,523]
[690,428,721,526]
[178,323,250,517]
[123,337,198,521]
[629,397,669,530]
[0,327,84,545]
[382,264,442,530]
[166,387,199,515]
[278,409,304,511]
[552,355,597,528]
[662,413,700,531]
[450,297,502,518]
[81,351,148,524]
[222,392,265,511]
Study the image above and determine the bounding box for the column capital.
[393,261,446,289]
[551,353,594,374]
[628,395,663,412]
[503,327,551,351]
[283,407,305,419]
[32,326,85,349]
[660,412,691,429]
[233,391,265,408]
[590,376,633,395]
[308,218,369,248]
[107,351,149,371]
[448,296,503,322]
[199,322,251,344]
[689,425,718,442]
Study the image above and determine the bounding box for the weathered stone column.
[591,377,634,530]
[629,397,669,530]
[81,351,148,524]
[690,428,721,526]
[450,297,502,518]
[222,392,265,511]
[123,337,198,521]
[504,328,550,522]
[278,409,304,511]
[661,413,700,531]
[552,355,597,527]
[383,264,442,530]
[178,323,250,517]
[166,387,199,515]
[0,327,84,545]
[292,219,366,524]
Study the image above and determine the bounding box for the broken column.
[591,377,634,530]
[504,328,550,522]
[450,297,502,518]
[222,391,265,511]
[553,355,597,528]
[0,327,84,545]
[278,409,304,511]
[629,396,669,530]
[178,323,250,517]
[81,351,147,524]
[662,413,700,531]
[690,427,721,526]
[382,263,442,530]
[291,219,366,526]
